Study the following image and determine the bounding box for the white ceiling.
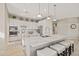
[6,3,79,20]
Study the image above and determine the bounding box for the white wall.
[57,17,79,39]
[0,3,5,50]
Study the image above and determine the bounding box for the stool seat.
[66,40,74,44]
[59,41,71,48]
[50,44,65,54]
[37,47,57,56]
[66,40,74,52]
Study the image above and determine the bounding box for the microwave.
[9,26,18,36]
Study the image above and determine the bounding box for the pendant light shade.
[37,14,42,17]
[47,3,51,19]
[47,16,51,19]
[37,3,42,18]
[53,4,57,21]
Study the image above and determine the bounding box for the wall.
[57,17,79,39]
[0,3,6,50]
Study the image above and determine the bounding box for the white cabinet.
[38,19,53,36]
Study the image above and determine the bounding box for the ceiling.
[6,3,79,20]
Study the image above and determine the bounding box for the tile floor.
[0,47,25,56]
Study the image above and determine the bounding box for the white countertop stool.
[59,40,71,56]
[66,40,74,52]
[37,47,57,56]
[50,44,66,56]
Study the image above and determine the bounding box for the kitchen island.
[24,34,67,56]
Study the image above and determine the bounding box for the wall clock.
[71,24,76,29]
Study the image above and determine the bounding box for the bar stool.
[37,47,57,56]
[66,40,74,52]
[59,40,71,56]
[50,44,66,56]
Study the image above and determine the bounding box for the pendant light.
[53,4,57,21]
[37,3,42,17]
[47,3,51,19]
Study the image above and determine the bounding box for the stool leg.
[72,44,74,52]
[60,52,65,56]
[57,53,60,56]
[66,48,68,56]
[60,53,63,56]
[69,46,71,56]
[65,49,67,56]
[62,51,66,56]
[66,48,69,56]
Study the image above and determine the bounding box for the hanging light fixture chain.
[48,3,49,17]
[54,4,56,19]
[39,3,40,14]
